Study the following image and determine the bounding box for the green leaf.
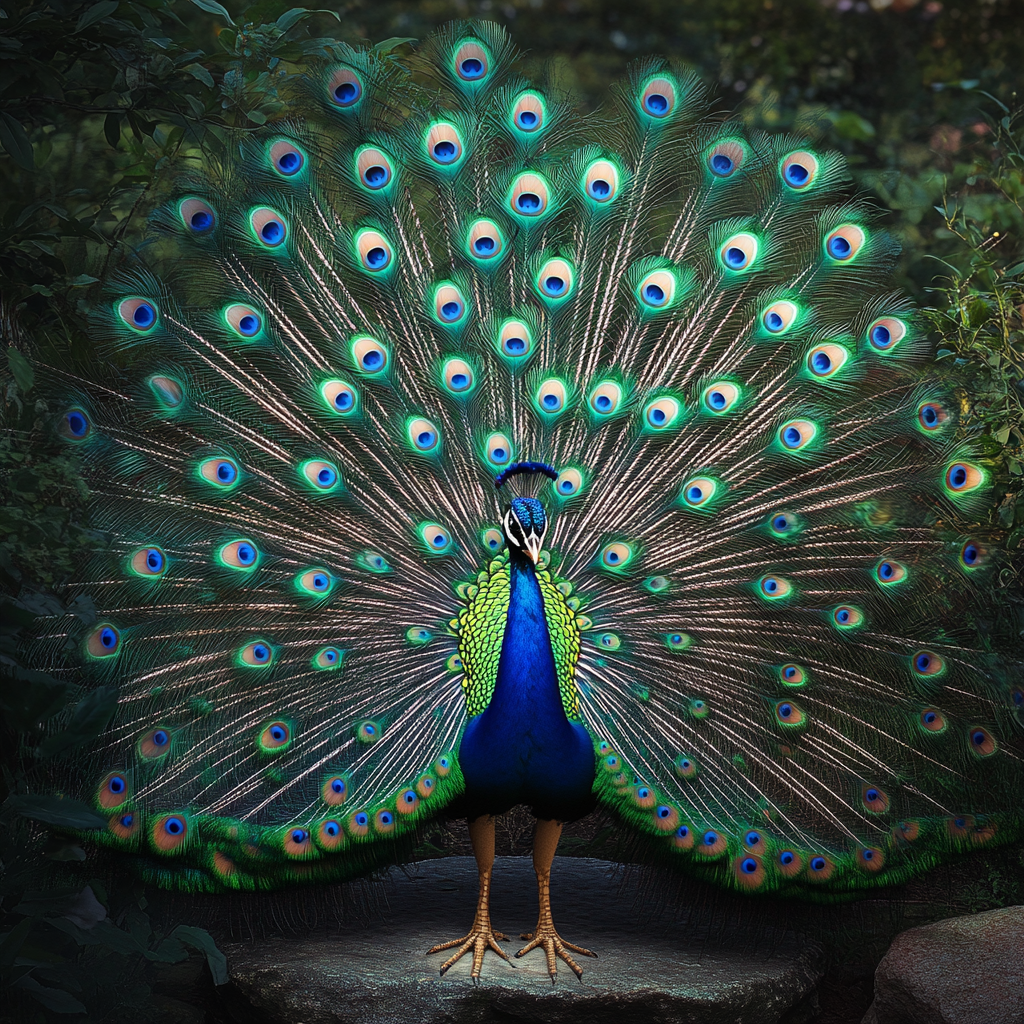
[16,976,87,1014]
[75,0,120,33]
[829,110,875,141]
[185,62,214,88]
[103,112,121,148]
[189,0,235,25]
[171,926,228,985]
[0,112,33,170]
[35,685,118,760]
[8,795,106,830]
[0,918,32,968]
[276,7,310,31]
[6,347,34,393]
[372,36,417,54]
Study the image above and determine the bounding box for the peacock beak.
[524,532,542,564]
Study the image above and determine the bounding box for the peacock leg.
[517,818,597,982]
[427,814,511,981]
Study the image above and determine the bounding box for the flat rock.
[862,905,1024,1024]
[218,856,824,1024]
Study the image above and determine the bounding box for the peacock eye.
[707,140,746,178]
[636,270,677,310]
[356,146,394,191]
[781,150,819,190]
[719,232,758,272]
[484,433,513,468]
[434,283,469,325]
[329,67,362,108]
[512,91,546,134]
[269,140,305,177]
[250,207,287,248]
[354,229,394,273]
[825,224,865,262]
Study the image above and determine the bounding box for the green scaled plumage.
[35,22,1021,903]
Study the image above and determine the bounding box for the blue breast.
[458,557,596,821]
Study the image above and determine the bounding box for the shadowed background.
[1,1,1023,1021]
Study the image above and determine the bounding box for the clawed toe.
[427,925,512,980]
[515,927,597,981]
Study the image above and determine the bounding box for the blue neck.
[482,554,568,726]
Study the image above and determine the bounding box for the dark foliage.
[1,1,1022,1018]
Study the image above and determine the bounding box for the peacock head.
[503,497,547,565]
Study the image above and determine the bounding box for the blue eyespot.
[780,850,794,865]
[132,302,155,328]
[702,830,718,847]
[724,247,745,268]
[517,110,538,129]
[152,729,168,747]
[108,775,126,794]
[270,724,286,742]
[331,778,345,794]
[744,831,761,848]
[460,57,484,79]
[645,93,668,115]
[828,235,851,259]
[516,192,540,213]
[433,141,457,162]
[740,857,758,874]
[810,856,826,871]
[785,163,808,186]
[164,816,185,836]
[66,410,89,437]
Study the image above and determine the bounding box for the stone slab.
[218,856,824,1024]
[862,904,1024,1024]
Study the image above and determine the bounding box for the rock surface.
[218,855,824,1024]
[862,904,1024,1024]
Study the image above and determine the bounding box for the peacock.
[34,20,1024,984]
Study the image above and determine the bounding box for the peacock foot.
[516,925,597,982]
[427,925,512,982]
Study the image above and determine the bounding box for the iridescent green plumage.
[31,21,1022,915]
[456,550,582,720]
